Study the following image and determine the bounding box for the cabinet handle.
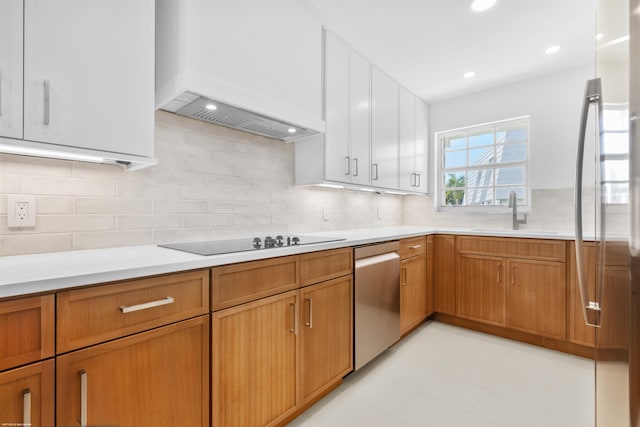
[22,388,31,426]
[410,173,416,187]
[497,263,502,282]
[43,79,51,125]
[119,296,174,313]
[372,163,379,180]
[401,267,407,286]
[512,265,516,285]
[305,298,313,328]
[79,370,87,427]
[289,302,298,334]
[353,158,359,177]
[345,156,350,175]
[416,174,421,188]
[409,244,422,250]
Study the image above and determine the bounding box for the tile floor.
[288,321,595,427]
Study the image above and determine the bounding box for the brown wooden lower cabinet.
[212,277,353,427]
[212,291,299,427]
[506,258,566,340]
[434,235,456,315]
[400,254,428,335]
[0,359,54,427]
[56,316,209,427]
[456,254,506,326]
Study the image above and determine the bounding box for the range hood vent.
[162,92,318,142]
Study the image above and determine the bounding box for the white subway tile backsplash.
[22,176,116,197]
[0,153,73,177]
[183,214,233,228]
[75,198,153,214]
[152,228,210,244]
[0,233,73,256]
[0,174,21,194]
[117,214,182,230]
[153,199,209,214]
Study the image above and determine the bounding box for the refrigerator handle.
[574,78,603,327]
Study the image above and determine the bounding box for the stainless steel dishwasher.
[354,241,400,370]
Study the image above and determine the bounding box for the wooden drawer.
[0,295,54,372]
[212,256,299,311]
[400,236,427,259]
[300,248,353,287]
[57,270,209,353]
[456,236,566,262]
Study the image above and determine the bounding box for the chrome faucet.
[508,190,527,230]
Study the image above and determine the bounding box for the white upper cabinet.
[414,99,429,193]
[22,0,154,158]
[399,87,416,191]
[371,67,399,190]
[349,50,372,186]
[323,31,371,185]
[324,32,351,182]
[155,0,323,134]
[399,88,429,193]
[0,0,24,140]
[0,0,155,168]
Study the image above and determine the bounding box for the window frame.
[435,116,531,212]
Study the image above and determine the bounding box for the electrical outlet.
[7,195,36,228]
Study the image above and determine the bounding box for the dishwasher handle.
[354,241,400,260]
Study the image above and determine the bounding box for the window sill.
[437,205,530,215]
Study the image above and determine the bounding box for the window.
[438,117,529,208]
[602,104,629,204]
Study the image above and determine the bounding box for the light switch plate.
[7,195,36,228]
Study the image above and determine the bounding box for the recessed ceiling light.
[463,71,476,79]
[287,128,297,134]
[471,0,497,12]
[205,103,217,110]
[545,45,561,55]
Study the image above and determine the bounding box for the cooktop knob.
[291,237,300,245]
[275,235,284,247]
[252,237,262,248]
[264,236,275,248]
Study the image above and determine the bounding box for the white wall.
[429,64,594,191]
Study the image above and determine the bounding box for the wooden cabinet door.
[434,235,456,314]
[212,291,299,427]
[0,360,54,427]
[456,254,506,326]
[401,254,427,335]
[300,277,353,403]
[56,316,209,427]
[506,259,566,340]
[426,236,435,316]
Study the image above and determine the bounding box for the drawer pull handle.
[409,244,422,249]
[120,296,174,313]
[79,370,87,427]
[23,388,31,426]
[305,298,314,328]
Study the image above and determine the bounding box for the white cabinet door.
[23,0,154,157]
[349,50,371,186]
[371,67,398,189]
[414,99,429,193]
[398,86,416,191]
[0,0,24,140]
[324,31,350,183]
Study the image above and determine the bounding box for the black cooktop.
[159,235,345,256]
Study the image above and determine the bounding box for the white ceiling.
[302,0,601,103]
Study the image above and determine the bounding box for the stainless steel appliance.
[159,235,345,256]
[574,0,639,424]
[354,241,400,370]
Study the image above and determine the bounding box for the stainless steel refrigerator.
[574,0,639,425]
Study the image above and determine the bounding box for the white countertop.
[0,226,577,299]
